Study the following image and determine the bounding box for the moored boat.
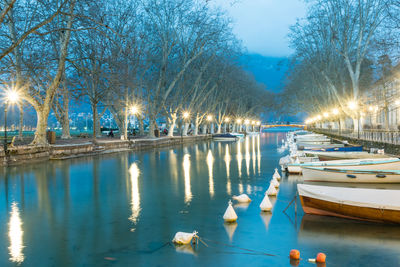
[298,184,400,223]
[302,166,400,183]
[305,151,390,161]
[212,133,238,141]
[304,146,363,152]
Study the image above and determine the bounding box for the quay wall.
[1,135,211,166]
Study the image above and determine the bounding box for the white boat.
[287,156,319,173]
[305,151,390,161]
[298,184,400,223]
[292,158,400,175]
[212,134,238,141]
[297,143,344,149]
[230,133,245,138]
[302,165,400,183]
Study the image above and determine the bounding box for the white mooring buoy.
[273,168,281,181]
[271,177,280,188]
[260,194,273,212]
[232,194,252,203]
[172,231,198,245]
[223,200,238,223]
[266,183,277,196]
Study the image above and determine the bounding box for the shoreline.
[1,135,212,167]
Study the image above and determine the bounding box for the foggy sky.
[214,0,307,57]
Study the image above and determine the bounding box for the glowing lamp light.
[130,106,138,115]
[323,112,329,118]
[183,111,190,119]
[317,115,322,120]
[332,108,339,115]
[207,115,213,122]
[244,119,250,125]
[6,90,19,104]
[236,119,242,124]
[257,121,261,125]
[396,100,400,106]
[224,117,230,123]
[348,101,358,111]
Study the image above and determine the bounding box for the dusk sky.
[214,0,307,57]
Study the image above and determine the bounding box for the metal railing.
[312,128,400,145]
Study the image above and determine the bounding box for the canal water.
[1,132,400,266]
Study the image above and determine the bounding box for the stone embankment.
[1,135,211,166]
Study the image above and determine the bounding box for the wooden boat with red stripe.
[298,184,400,224]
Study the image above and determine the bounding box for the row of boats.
[279,131,400,224]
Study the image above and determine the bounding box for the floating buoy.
[316,252,326,263]
[172,231,198,245]
[260,194,272,212]
[271,177,280,188]
[289,249,300,260]
[266,183,277,196]
[223,200,238,223]
[273,168,281,180]
[232,194,252,203]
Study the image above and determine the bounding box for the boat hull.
[300,195,400,224]
[302,164,400,183]
[298,184,400,224]
[305,151,389,161]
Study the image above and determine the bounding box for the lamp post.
[3,90,20,155]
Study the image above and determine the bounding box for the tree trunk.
[352,117,359,133]
[168,114,177,137]
[224,123,227,133]
[384,106,389,131]
[183,122,189,136]
[217,123,222,133]
[92,103,100,141]
[18,104,23,138]
[194,120,199,135]
[202,124,207,134]
[148,117,156,137]
[210,123,214,134]
[121,108,128,140]
[138,117,144,136]
[32,107,50,145]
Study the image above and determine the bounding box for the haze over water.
[1,132,400,266]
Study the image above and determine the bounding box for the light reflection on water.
[128,163,140,226]
[8,202,24,264]
[183,154,192,204]
[1,133,400,266]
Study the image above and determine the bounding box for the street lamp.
[224,117,230,123]
[207,115,213,122]
[3,90,20,154]
[130,105,138,115]
[183,111,190,119]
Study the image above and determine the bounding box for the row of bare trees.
[281,0,400,131]
[0,0,269,145]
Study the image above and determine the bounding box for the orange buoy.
[289,249,300,260]
[316,252,326,263]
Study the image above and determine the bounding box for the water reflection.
[206,150,214,198]
[183,154,192,204]
[224,145,231,195]
[224,222,238,242]
[129,163,141,227]
[237,141,242,177]
[8,202,24,264]
[252,136,256,175]
[257,135,261,174]
[245,137,250,176]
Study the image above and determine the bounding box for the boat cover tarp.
[298,184,400,210]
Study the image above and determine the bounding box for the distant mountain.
[240,54,288,93]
